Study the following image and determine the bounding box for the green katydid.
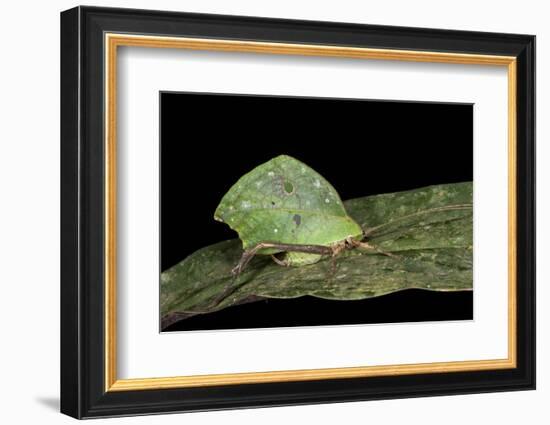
[214,155,394,276]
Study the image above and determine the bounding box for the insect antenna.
[362,203,472,238]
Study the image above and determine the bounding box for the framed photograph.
[60,6,535,419]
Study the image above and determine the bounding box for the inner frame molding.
[104,33,517,392]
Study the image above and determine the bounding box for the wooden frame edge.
[108,358,516,391]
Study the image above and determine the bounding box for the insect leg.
[232,242,334,275]
[210,246,270,307]
[329,242,346,276]
[211,242,336,308]
[231,242,273,276]
[353,240,398,258]
[271,254,289,267]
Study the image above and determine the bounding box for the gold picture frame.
[104,33,517,392]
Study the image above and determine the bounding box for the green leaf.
[214,155,363,261]
[161,182,473,329]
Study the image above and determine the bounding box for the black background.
[161,92,473,332]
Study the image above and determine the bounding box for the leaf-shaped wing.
[214,155,362,250]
